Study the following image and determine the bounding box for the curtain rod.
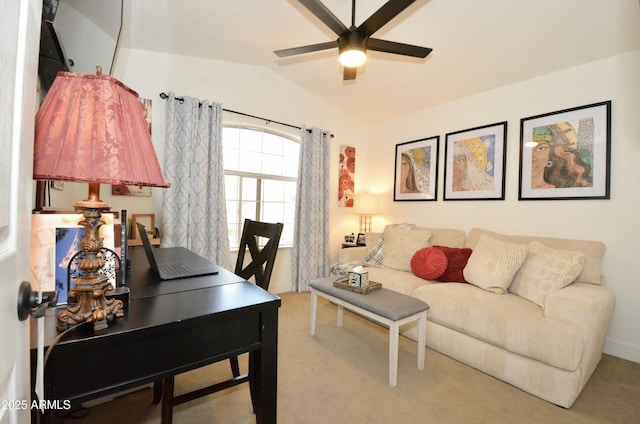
[159,92,333,138]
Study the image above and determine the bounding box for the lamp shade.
[354,193,379,215]
[34,71,169,188]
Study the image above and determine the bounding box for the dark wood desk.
[31,248,281,423]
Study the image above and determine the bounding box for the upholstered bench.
[309,276,429,386]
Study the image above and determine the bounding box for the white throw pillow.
[463,234,529,294]
[509,241,586,308]
[382,226,432,272]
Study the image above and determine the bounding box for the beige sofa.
[336,226,615,408]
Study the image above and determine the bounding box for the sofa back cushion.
[382,226,432,271]
[425,227,467,248]
[465,228,605,285]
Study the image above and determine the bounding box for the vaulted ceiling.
[71,0,640,124]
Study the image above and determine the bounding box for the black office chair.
[155,219,283,424]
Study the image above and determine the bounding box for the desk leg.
[252,307,278,424]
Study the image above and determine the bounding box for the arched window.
[223,126,299,249]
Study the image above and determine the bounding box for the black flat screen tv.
[38,20,68,93]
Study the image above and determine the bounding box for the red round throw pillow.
[410,247,448,280]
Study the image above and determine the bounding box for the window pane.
[282,157,299,177]
[242,177,257,201]
[226,202,238,222]
[241,201,257,221]
[224,175,239,200]
[262,133,283,155]
[223,127,240,148]
[239,151,263,173]
[262,179,284,202]
[262,202,284,223]
[280,223,294,246]
[283,139,300,159]
[227,224,239,249]
[261,154,282,176]
[284,181,296,202]
[240,129,262,152]
[223,146,240,171]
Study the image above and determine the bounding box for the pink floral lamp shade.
[34,71,169,188]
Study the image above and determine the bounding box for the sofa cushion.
[365,224,416,266]
[411,283,584,371]
[382,226,432,271]
[364,234,385,266]
[411,247,448,280]
[365,266,430,296]
[463,234,529,294]
[433,246,473,283]
[423,228,467,248]
[364,232,383,257]
[465,228,605,285]
[510,241,586,308]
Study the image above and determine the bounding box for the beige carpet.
[68,291,640,424]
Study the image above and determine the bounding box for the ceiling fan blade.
[368,38,432,58]
[358,0,417,36]
[274,40,338,58]
[343,67,357,80]
[299,0,348,35]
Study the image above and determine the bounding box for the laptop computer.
[136,222,219,280]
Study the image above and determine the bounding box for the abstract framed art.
[519,101,611,200]
[443,121,507,200]
[394,136,439,201]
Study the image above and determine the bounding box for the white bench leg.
[389,322,399,387]
[310,291,317,336]
[337,304,344,328]
[417,311,426,370]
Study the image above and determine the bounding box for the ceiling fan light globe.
[339,48,367,67]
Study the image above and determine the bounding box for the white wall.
[349,50,640,363]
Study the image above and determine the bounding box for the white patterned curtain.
[291,127,331,291]
[161,92,232,270]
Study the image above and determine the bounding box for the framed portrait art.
[394,136,439,201]
[444,121,507,200]
[519,101,611,200]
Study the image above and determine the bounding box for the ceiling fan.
[274,0,432,80]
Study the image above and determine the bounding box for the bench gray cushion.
[310,277,429,321]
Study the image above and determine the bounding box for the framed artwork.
[444,121,507,200]
[394,136,439,201]
[519,101,611,200]
[343,234,356,245]
[338,145,356,207]
[112,184,152,196]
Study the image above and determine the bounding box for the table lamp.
[33,68,170,333]
[354,192,379,233]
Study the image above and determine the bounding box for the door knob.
[17,281,57,321]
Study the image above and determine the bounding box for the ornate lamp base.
[57,279,124,333]
[56,183,125,333]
